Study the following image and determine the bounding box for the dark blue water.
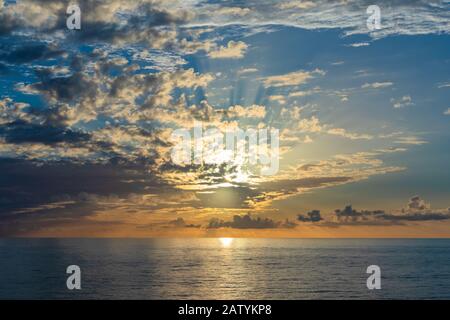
[0,238,449,299]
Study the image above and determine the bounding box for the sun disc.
[219,237,233,247]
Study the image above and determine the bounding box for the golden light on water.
[219,237,234,247]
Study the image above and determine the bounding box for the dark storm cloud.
[127,2,189,27]
[32,71,99,103]
[0,0,190,48]
[0,44,64,64]
[297,210,322,222]
[0,120,90,145]
[72,3,189,46]
[0,153,190,235]
[0,157,163,214]
[0,8,21,36]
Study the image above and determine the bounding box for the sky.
[0,0,449,237]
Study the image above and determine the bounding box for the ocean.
[1,238,449,299]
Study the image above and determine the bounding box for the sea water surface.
[0,238,449,299]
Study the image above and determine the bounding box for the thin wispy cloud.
[361,82,393,89]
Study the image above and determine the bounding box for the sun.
[219,238,234,247]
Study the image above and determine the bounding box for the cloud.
[167,217,201,228]
[2,0,449,43]
[268,95,286,104]
[438,83,450,89]
[333,207,450,225]
[135,217,202,230]
[288,87,321,97]
[0,120,90,145]
[208,41,248,59]
[193,0,450,39]
[361,82,393,89]
[328,196,450,226]
[0,1,191,50]
[0,64,214,166]
[0,43,64,64]
[208,213,296,229]
[297,210,322,222]
[244,176,354,210]
[0,158,157,215]
[327,128,373,140]
[381,212,450,222]
[0,0,448,237]
[215,7,251,16]
[406,195,430,211]
[278,1,317,10]
[394,136,428,145]
[280,112,373,140]
[261,69,325,87]
[444,108,450,115]
[303,135,313,143]
[297,116,322,133]
[289,150,405,184]
[1,80,399,226]
[347,42,370,47]
[17,59,214,129]
[237,68,258,75]
[333,205,384,221]
[391,95,414,108]
[226,105,266,119]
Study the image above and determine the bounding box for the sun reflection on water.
[219,237,234,247]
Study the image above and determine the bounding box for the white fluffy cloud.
[208,41,248,59]
[391,95,414,109]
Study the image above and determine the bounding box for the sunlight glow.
[219,237,234,247]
